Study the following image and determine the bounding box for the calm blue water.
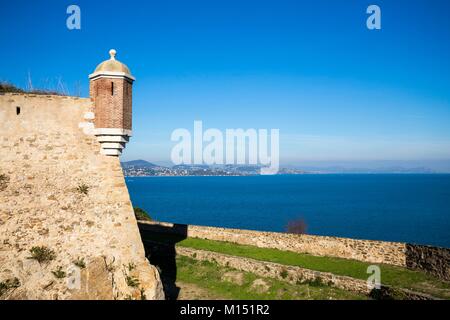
[125,175,450,248]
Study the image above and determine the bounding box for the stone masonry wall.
[0,93,163,300]
[405,244,450,282]
[139,221,450,281]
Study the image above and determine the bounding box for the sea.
[125,174,450,248]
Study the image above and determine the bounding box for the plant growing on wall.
[0,173,9,191]
[133,207,152,221]
[125,275,140,288]
[76,183,89,195]
[73,257,86,269]
[28,246,56,264]
[52,266,67,279]
[0,278,20,298]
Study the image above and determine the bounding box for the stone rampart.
[0,93,164,300]
[139,221,450,281]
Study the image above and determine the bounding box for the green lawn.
[176,255,367,300]
[143,232,450,299]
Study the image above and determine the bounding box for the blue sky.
[1,0,450,167]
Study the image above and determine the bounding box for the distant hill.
[121,160,161,168]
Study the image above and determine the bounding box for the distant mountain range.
[290,166,435,174]
[121,160,438,176]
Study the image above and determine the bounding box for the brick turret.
[89,49,135,156]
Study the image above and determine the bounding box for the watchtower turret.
[89,49,135,156]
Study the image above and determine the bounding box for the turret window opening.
[111,82,114,96]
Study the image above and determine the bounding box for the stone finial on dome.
[109,49,117,60]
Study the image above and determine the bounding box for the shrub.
[0,82,25,94]
[280,269,288,279]
[52,266,66,279]
[28,246,56,264]
[306,277,325,287]
[0,278,20,297]
[73,257,86,269]
[286,218,307,235]
[369,287,407,300]
[76,184,89,195]
[133,207,152,221]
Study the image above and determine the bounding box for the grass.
[0,81,66,96]
[144,233,450,299]
[176,256,366,300]
[28,246,56,264]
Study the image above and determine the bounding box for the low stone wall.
[138,221,406,265]
[406,244,450,282]
[176,247,436,300]
[138,221,450,281]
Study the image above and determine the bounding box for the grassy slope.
[143,232,450,299]
[176,256,366,300]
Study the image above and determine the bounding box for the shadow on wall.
[138,222,188,300]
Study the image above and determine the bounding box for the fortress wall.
[138,221,450,281]
[405,244,450,283]
[0,93,164,300]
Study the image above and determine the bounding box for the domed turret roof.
[89,49,135,80]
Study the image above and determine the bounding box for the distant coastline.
[121,159,440,177]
